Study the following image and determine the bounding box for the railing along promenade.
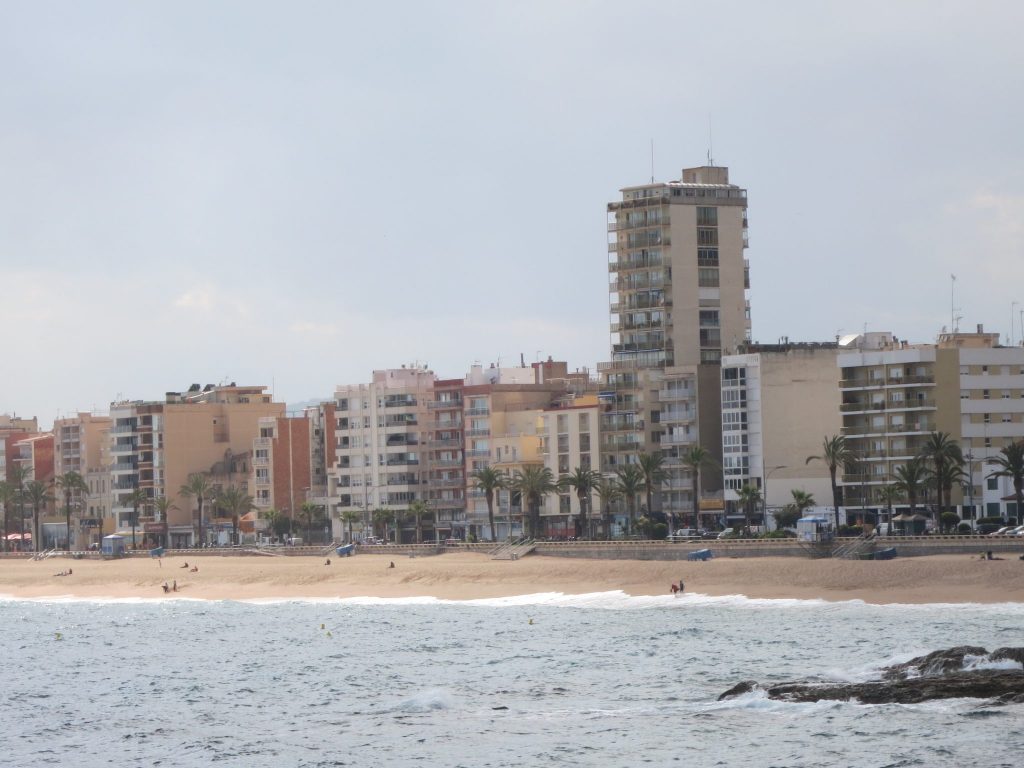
[2,534,1022,561]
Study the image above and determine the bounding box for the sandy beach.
[3,551,1024,603]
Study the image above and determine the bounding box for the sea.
[1,592,1022,767]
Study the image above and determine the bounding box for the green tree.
[55,471,89,551]
[560,467,601,539]
[0,481,13,553]
[510,466,557,539]
[876,484,901,529]
[470,466,506,542]
[737,484,762,534]
[298,501,325,544]
[371,507,391,540]
[125,487,149,550]
[25,480,54,552]
[180,473,213,547]
[7,464,30,546]
[391,507,408,544]
[987,440,1024,523]
[939,511,961,533]
[408,499,430,544]
[262,508,290,541]
[339,509,362,543]
[776,488,815,529]
[219,485,256,545]
[681,445,716,528]
[893,458,929,520]
[919,432,965,526]
[614,465,645,533]
[806,435,853,523]
[593,474,623,539]
[637,452,667,520]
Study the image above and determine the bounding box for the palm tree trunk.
[486,492,496,542]
[197,499,204,547]
[829,467,840,527]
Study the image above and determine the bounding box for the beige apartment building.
[541,394,604,537]
[837,327,1024,526]
[109,384,284,548]
[52,412,112,548]
[602,165,749,524]
[720,342,842,530]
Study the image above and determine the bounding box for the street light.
[763,465,787,530]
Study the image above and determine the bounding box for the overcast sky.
[2,1,1023,426]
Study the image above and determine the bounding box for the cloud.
[171,282,251,320]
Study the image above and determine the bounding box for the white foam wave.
[3,590,1024,613]
[393,688,456,712]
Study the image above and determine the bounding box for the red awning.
[5,533,31,540]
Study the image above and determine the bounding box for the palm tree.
[371,507,391,541]
[55,471,89,551]
[737,484,761,534]
[218,485,256,545]
[614,465,645,534]
[876,484,901,530]
[637,452,667,520]
[919,432,964,525]
[125,487,148,550]
[893,458,929,529]
[470,466,506,542]
[560,467,601,539]
[510,466,557,539]
[298,501,324,544]
[25,480,54,552]
[987,440,1024,524]
[7,464,29,546]
[391,507,408,544]
[681,445,716,528]
[593,474,623,539]
[0,481,13,553]
[262,508,286,542]
[408,499,430,544]
[339,509,361,543]
[152,496,177,547]
[776,488,815,529]
[180,473,213,547]
[806,435,853,525]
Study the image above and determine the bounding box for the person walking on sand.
[172,580,177,592]
[670,583,679,595]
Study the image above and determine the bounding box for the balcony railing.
[465,428,490,437]
[428,400,463,410]
[465,407,490,417]
[428,437,461,448]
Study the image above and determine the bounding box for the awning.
[4,533,31,540]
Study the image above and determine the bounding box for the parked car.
[988,527,1013,537]
[668,529,699,541]
[1011,526,1024,536]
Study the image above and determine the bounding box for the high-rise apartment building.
[52,412,112,548]
[603,165,749,522]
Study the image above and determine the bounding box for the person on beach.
[679,579,684,594]
[389,561,395,569]
[670,583,679,595]
[325,559,331,566]
[162,582,169,593]
[172,580,177,591]
[181,562,189,568]
[190,565,199,572]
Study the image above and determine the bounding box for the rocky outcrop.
[718,647,1024,705]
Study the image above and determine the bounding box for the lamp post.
[763,465,786,530]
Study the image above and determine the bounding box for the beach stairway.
[831,532,878,560]
[491,538,536,560]
[31,548,58,561]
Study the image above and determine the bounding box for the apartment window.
[988,477,999,491]
[697,228,718,246]
[699,310,720,327]
[959,366,969,375]
[697,248,719,266]
[580,433,590,452]
[983,390,990,399]
[700,328,722,347]
[1003,414,1012,423]
[983,413,991,424]
[701,349,721,363]
[1002,391,1011,399]
[985,438,992,448]
[982,366,989,374]
[578,413,590,431]
[960,390,970,400]
[696,207,718,226]
[698,268,719,287]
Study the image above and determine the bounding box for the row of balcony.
[840,375,935,389]
[427,400,463,410]
[840,399,936,412]
[841,423,932,436]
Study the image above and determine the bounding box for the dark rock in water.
[717,681,760,701]
[718,647,1024,705]
[882,645,988,680]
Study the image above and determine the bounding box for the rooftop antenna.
[950,274,959,333]
[650,138,654,183]
[707,114,714,166]
[1012,300,1019,346]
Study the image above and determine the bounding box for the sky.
[2,1,1023,427]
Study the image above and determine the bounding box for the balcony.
[428,400,463,410]
[465,428,490,438]
[111,441,137,454]
[429,476,464,489]
[432,458,463,467]
[384,397,417,408]
[658,388,693,401]
[465,407,490,417]
[608,256,663,273]
[659,434,692,447]
[428,437,462,448]
[466,449,491,458]
[111,461,137,472]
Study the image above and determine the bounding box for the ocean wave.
[3,590,1024,613]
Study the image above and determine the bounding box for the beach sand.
[3,551,1024,603]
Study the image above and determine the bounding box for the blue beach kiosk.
[101,534,127,557]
